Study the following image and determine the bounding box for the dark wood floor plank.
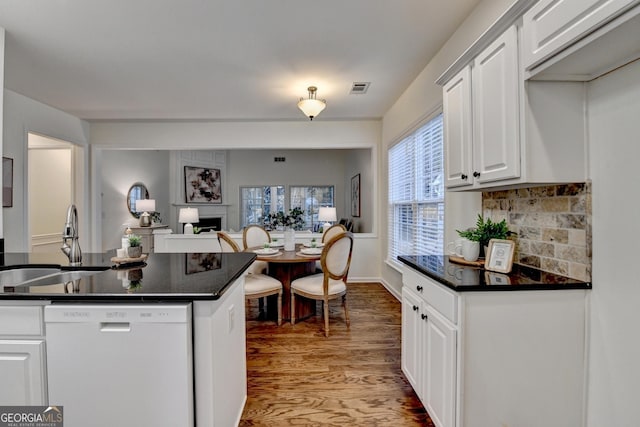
[240,282,433,426]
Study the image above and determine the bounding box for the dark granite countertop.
[398,255,591,292]
[0,251,256,301]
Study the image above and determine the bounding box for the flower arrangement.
[264,208,305,231]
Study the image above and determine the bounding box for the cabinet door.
[443,66,473,188]
[422,307,456,427]
[401,287,423,397]
[522,0,637,70]
[0,340,47,405]
[472,25,520,185]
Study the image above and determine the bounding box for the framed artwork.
[351,173,360,217]
[485,239,515,273]
[184,166,222,204]
[3,157,13,208]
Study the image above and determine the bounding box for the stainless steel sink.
[24,270,101,287]
[1,267,107,293]
[0,267,62,286]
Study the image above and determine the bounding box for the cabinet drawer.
[0,306,44,336]
[403,268,458,325]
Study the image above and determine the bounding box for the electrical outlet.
[228,304,235,333]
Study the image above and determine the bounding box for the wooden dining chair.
[291,231,353,337]
[315,223,347,272]
[243,224,271,250]
[218,231,267,274]
[322,223,347,243]
[218,231,282,325]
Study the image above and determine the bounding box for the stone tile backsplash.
[482,183,591,281]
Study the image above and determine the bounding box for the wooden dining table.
[246,243,322,321]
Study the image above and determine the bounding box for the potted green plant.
[457,214,515,257]
[127,234,143,258]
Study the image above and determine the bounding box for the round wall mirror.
[127,182,149,217]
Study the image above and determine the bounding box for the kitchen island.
[398,255,591,427]
[0,250,256,427]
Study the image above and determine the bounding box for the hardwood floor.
[240,282,433,426]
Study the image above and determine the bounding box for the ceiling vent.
[350,82,370,94]
[274,157,286,162]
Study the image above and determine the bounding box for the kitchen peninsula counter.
[0,250,255,426]
[398,254,591,292]
[0,251,256,301]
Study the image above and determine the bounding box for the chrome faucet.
[61,204,82,266]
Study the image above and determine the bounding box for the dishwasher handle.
[100,322,131,332]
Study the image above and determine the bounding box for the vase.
[127,246,142,258]
[284,228,295,251]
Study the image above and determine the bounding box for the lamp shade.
[178,207,199,224]
[298,86,326,120]
[297,98,326,119]
[318,207,337,222]
[135,199,156,213]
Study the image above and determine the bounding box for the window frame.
[240,184,335,231]
[239,185,285,228]
[387,112,444,267]
[289,185,335,231]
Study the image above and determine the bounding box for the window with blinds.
[290,186,335,231]
[240,185,285,228]
[388,113,444,263]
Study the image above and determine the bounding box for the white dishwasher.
[44,303,194,427]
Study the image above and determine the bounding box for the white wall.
[379,0,512,296]
[0,28,4,238]
[100,150,170,251]
[586,59,640,426]
[3,89,90,252]
[345,149,372,233]
[29,147,71,251]
[226,148,369,231]
[90,120,380,243]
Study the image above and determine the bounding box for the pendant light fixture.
[297,86,326,120]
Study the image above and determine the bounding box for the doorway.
[28,133,74,252]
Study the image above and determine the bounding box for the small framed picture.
[485,239,515,273]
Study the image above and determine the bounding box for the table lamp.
[135,199,156,227]
[179,207,199,234]
[318,207,337,232]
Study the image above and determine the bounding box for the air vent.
[350,82,370,94]
[274,157,286,162]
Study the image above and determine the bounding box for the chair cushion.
[291,273,346,296]
[244,274,282,295]
[247,260,268,275]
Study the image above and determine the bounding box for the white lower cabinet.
[422,307,456,427]
[0,303,48,406]
[401,266,588,427]
[402,283,457,427]
[401,287,422,391]
[0,339,47,405]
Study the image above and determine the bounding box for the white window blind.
[388,113,444,262]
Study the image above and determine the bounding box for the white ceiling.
[0,0,481,121]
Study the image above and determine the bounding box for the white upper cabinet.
[522,0,639,72]
[439,0,588,191]
[443,67,473,188]
[442,25,523,190]
[471,26,520,185]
